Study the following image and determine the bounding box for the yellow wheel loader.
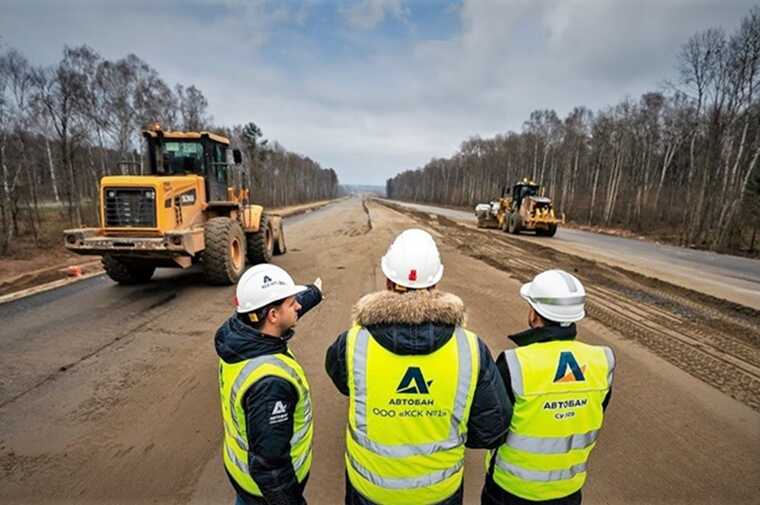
[475,179,564,236]
[63,125,286,285]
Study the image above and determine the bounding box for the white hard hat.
[236,264,307,313]
[520,269,586,323]
[381,228,444,289]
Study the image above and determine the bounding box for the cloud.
[342,0,409,30]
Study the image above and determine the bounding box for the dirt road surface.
[387,200,760,311]
[1,197,758,504]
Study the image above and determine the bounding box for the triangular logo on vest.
[272,400,287,415]
[396,367,433,394]
[553,352,587,383]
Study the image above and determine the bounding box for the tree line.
[0,44,339,255]
[387,7,760,255]
[234,122,339,208]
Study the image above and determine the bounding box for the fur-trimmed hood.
[353,289,466,326]
[352,290,466,355]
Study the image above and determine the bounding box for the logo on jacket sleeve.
[553,352,587,382]
[396,367,433,394]
[269,400,289,424]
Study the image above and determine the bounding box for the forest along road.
[0,196,758,505]
[385,199,760,311]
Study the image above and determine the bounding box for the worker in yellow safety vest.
[482,269,615,505]
[326,228,512,505]
[216,264,323,505]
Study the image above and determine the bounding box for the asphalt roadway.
[0,197,758,504]
[386,200,760,310]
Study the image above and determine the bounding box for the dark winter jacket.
[325,289,512,505]
[483,324,612,505]
[215,284,322,505]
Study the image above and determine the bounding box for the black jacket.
[483,324,612,505]
[325,289,512,505]
[215,285,322,505]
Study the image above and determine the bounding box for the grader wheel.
[202,217,246,285]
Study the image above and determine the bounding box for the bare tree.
[176,84,210,130]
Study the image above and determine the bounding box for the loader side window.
[211,144,228,184]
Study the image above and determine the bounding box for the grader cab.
[475,179,564,236]
[63,125,285,285]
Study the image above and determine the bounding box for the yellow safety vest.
[488,340,615,501]
[219,352,313,496]
[345,325,479,505]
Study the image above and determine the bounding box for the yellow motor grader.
[63,125,285,285]
[475,179,564,236]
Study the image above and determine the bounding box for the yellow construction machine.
[475,179,564,236]
[63,124,285,285]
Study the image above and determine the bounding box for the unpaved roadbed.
[1,197,757,505]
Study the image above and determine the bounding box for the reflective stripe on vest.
[347,452,465,489]
[496,458,588,482]
[490,341,614,502]
[220,352,313,496]
[225,441,313,477]
[229,355,313,447]
[505,430,599,454]
[345,325,479,504]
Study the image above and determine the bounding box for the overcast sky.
[0,0,756,184]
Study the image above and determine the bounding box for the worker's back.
[327,288,511,505]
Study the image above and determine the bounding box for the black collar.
[508,324,577,347]
[230,315,294,351]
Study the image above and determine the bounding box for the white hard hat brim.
[236,284,308,313]
[519,281,532,302]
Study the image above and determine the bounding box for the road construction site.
[388,200,760,311]
[1,197,758,504]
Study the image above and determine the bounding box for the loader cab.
[512,181,539,211]
[142,127,242,202]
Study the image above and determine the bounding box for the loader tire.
[246,213,274,264]
[202,217,246,285]
[545,223,558,237]
[102,256,155,285]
